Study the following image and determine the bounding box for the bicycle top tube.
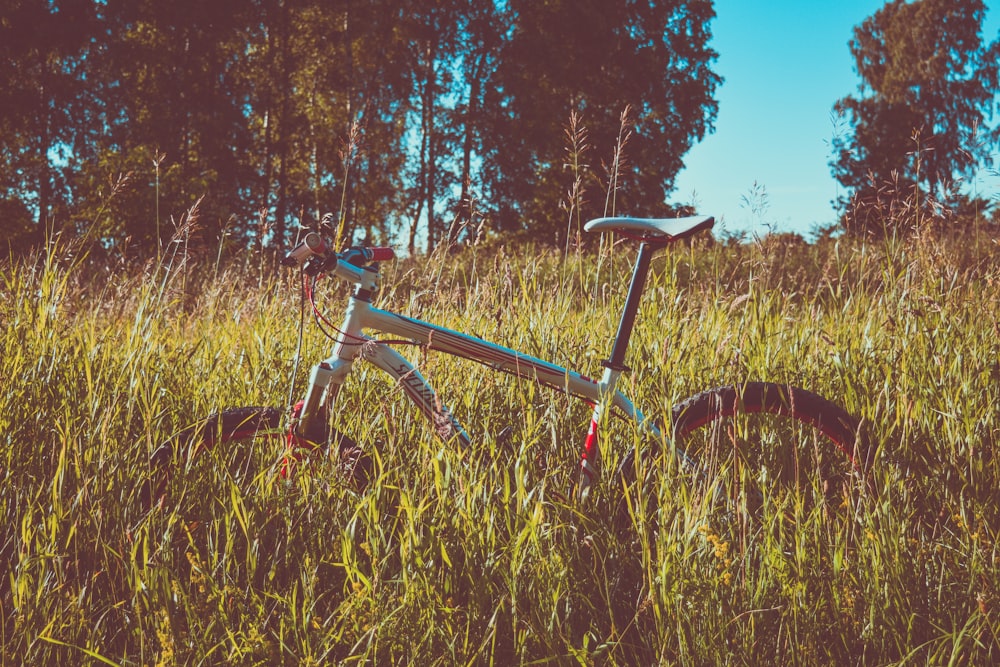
[285,214,718,384]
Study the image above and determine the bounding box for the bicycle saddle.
[584,215,714,241]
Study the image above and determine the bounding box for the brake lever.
[304,252,341,276]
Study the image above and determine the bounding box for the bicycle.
[145,214,872,521]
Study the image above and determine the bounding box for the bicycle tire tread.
[618,382,872,487]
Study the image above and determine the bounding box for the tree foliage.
[0,0,97,251]
[0,0,721,258]
[483,0,720,245]
[831,0,1000,234]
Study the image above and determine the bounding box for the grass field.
[2,229,999,665]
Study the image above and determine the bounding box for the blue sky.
[672,1,1000,239]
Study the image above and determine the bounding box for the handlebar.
[282,232,396,271]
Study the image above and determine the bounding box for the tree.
[452,0,505,244]
[831,0,1000,234]
[0,0,97,250]
[69,0,260,254]
[398,0,464,254]
[0,0,721,258]
[258,0,415,248]
[481,0,721,245]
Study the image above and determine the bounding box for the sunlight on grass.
[2,230,999,663]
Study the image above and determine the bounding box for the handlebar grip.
[282,232,329,267]
[364,247,396,262]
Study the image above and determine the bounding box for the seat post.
[604,240,661,372]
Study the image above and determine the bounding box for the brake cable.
[286,266,309,412]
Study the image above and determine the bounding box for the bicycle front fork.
[294,358,351,441]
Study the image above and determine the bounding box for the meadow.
[2,227,999,665]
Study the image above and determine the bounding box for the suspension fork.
[294,286,371,441]
[578,240,662,502]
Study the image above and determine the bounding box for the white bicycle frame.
[295,253,665,500]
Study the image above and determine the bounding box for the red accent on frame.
[581,418,599,462]
[281,401,321,478]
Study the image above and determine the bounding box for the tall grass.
[2,228,999,664]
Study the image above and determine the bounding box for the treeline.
[0,0,720,257]
[831,0,999,236]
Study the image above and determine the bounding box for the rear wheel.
[610,383,872,658]
[618,382,871,514]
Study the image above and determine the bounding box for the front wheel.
[142,406,366,510]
